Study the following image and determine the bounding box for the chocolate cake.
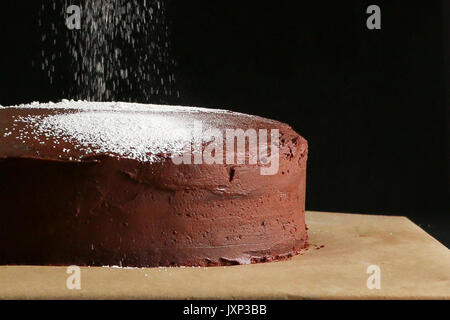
[0,101,308,267]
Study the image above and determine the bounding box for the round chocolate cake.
[0,101,308,267]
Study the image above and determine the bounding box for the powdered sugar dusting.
[5,100,260,163]
[34,112,194,162]
[4,99,232,114]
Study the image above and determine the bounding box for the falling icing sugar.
[38,0,179,102]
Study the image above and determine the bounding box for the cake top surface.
[1,100,234,113]
[0,100,293,163]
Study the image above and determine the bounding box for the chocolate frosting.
[0,101,308,267]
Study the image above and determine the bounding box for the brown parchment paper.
[0,211,449,299]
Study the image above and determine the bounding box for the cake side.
[0,101,308,267]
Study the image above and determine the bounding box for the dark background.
[0,1,448,246]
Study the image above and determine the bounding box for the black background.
[0,1,448,246]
